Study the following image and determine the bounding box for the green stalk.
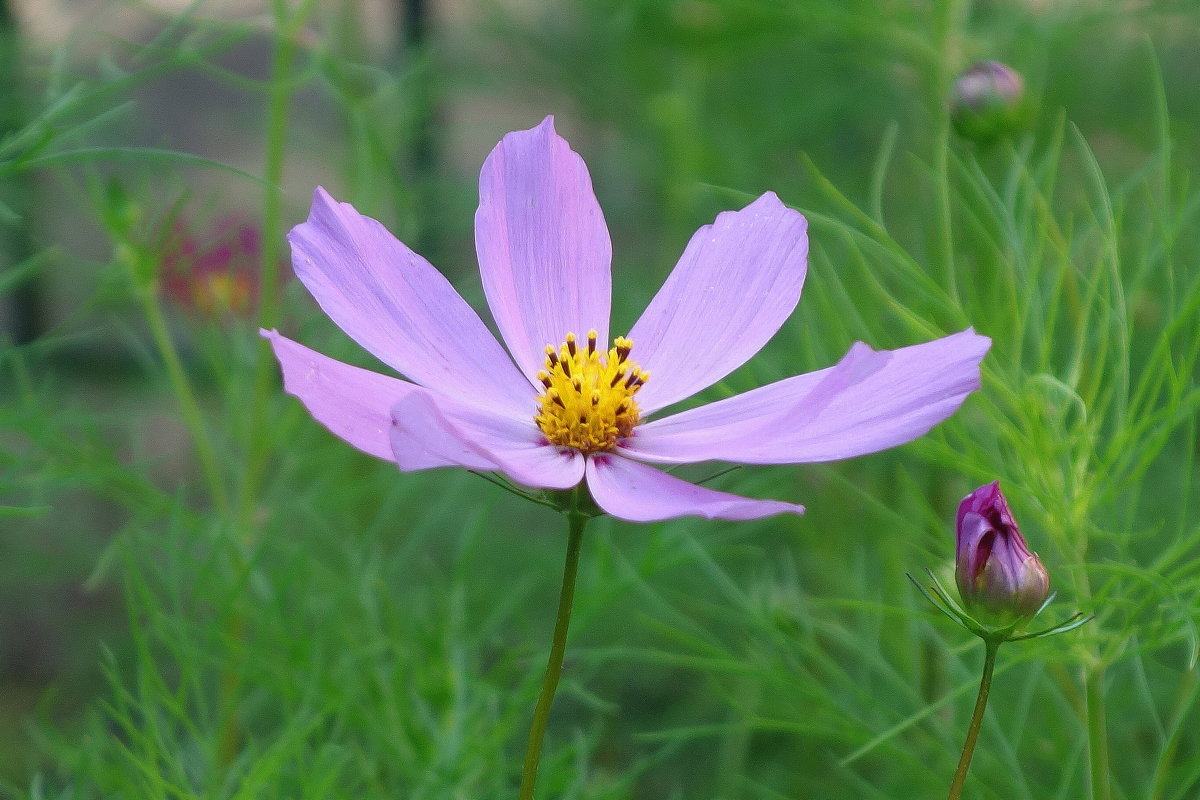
[1074,539,1109,800]
[932,0,966,303]
[217,1,311,767]
[947,638,1000,800]
[235,0,312,528]
[1085,667,1112,800]
[1147,667,1199,800]
[140,288,230,515]
[518,507,588,800]
[255,0,298,337]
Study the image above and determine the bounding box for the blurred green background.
[1,0,1198,798]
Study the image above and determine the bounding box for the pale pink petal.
[475,117,612,381]
[620,329,990,465]
[290,188,534,419]
[584,455,805,522]
[390,390,585,489]
[618,340,888,461]
[264,329,420,462]
[628,192,808,414]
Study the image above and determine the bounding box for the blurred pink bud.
[951,61,1027,142]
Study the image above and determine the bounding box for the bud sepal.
[908,567,1092,644]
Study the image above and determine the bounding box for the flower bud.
[950,60,1027,142]
[955,482,1049,627]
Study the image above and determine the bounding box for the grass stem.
[1086,667,1112,800]
[933,0,965,305]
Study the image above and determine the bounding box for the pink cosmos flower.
[263,117,990,523]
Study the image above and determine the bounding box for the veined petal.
[264,329,419,462]
[621,329,990,464]
[618,340,888,462]
[290,187,534,419]
[584,455,805,522]
[629,192,808,414]
[390,390,585,489]
[475,117,613,381]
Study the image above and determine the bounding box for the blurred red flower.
[160,217,285,317]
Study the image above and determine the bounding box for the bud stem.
[947,638,1001,800]
[519,502,588,800]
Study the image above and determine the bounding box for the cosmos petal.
[390,389,585,489]
[476,117,613,382]
[620,329,990,464]
[264,329,420,462]
[628,192,808,414]
[584,455,805,522]
[289,187,534,419]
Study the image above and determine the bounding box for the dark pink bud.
[955,482,1050,626]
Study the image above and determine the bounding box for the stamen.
[535,331,647,453]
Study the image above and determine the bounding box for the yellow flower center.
[195,272,254,315]
[535,330,649,453]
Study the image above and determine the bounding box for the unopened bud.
[951,61,1027,142]
[955,482,1049,627]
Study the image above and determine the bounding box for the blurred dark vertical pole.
[397,0,439,255]
[402,0,434,173]
[405,0,434,166]
[0,0,41,345]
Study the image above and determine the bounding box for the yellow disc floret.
[535,330,648,453]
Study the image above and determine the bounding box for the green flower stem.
[947,637,1000,800]
[519,507,588,800]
